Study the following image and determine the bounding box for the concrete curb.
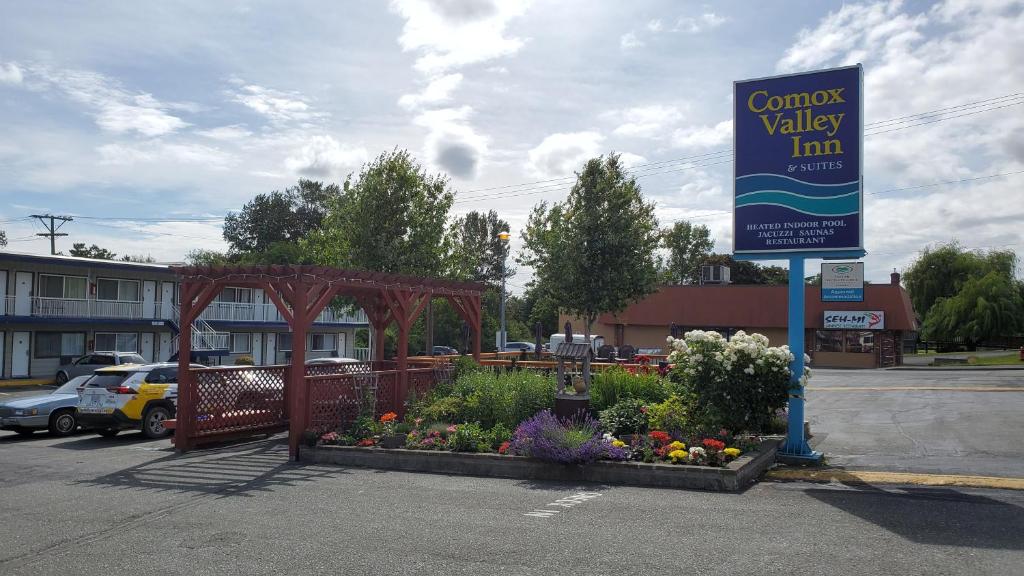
[0,379,54,388]
[888,365,1024,371]
[765,468,1024,491]
[301,439,782,492]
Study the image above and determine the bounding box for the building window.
[278,333,292,352]
[38,274,87,299]
[310,333,336,351]
[845,330,875,353]
[814,330,844,352]
[231,333,252,353]
[34,332,86,358]
[94,332,139,353]
[96,278,140,301]
[218,287,253,303]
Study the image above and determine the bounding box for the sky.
[1,0,1022,293]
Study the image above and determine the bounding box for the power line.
[30,214,73,255]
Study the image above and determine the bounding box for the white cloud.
[414,106,488,179]
[390,0,530,74]
[13,63,189,136]
[671,120,732,149]
[232,83,322,124]
[673,12,728,34]
[0,61,22,84]
[196,125,253,141]
[398,72,464,111]
[608,104,687,138]
[526,131,604,178]
[283,135,368,178]
[98,142,235,169]
[647,19,664,32]
[620,31,643,50]
[617,152,647,169]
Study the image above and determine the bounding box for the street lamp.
[498,230,510,352]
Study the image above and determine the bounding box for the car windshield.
[121,354,146,364]
[53,376,89,394]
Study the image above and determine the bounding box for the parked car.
[55,351,147,384]
[0,375,92,436]
[304,357,363,365]
[76,362,202,439]
[547,333,604,354]
[503,342,536,353]
[432,346,459,356]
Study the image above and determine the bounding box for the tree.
[68,243,117,260]
[0,230,6,247]
[922,271,1024,345]
[661,221,713,284]
[902,241,1017,319]
[186,249,232,266]
[121,254,156,263]
[223,179,341,255]
[519,154,661,338]
[310,149,454,276]
[450,210,512,286]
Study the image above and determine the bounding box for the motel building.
[565,271,917,369]
[0,252,371,380]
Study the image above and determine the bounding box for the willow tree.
[519,154,661,339]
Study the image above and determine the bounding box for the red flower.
[640,406,649,414]
[648,431,671,444]
[702,438,726,451]
[357,438,376,447]
[498,441,511,455]
[380,412,398,423]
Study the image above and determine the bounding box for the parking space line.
[524,492,603,518]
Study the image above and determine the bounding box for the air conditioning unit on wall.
[700,265,731,285]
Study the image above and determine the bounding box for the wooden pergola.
[171,265,484,458]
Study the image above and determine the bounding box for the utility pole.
[31,214,73,255]
[498,230,510,352]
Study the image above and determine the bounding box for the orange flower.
[380,412,398,423]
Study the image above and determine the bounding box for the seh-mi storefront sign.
[822,262,864,302]
[733,65,863,255]
[824,311,884,330]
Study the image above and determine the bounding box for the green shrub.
[450,422,488,452]
[487,423,513,448]
[418,396,465,424]
[648,394,693,435]
[590,366,669,411]
[449,370,555,429]
[599,398,650,436]
[234,355,255,366]
[452,355,482,381]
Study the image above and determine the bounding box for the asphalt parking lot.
[1,369,1023,575]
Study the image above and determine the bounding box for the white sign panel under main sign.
[824,310,884,330]
[821,262,864,302]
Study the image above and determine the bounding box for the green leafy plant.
[450,422,488,452]
[598,398,650,436]
[590,366,669,411]
[486,423,513,449]
[648,394,693,436]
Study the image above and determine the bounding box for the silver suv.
[55,351,147,384]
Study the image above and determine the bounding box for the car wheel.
[14,428,35,437]
[48,410,77,436]
[96,428,119,438]
[142,405,172,439]
[55,371,68,385]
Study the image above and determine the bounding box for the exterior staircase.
[165,304,231,360]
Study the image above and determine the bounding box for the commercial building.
[0,252,370,379]
[563,272,916,369]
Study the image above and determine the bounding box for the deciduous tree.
[223,179,340,255]
[68,243,117,260]
[661,221,713,284]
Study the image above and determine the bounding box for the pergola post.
[175,280,194,452]
[383,288,431,417]
[288,278,309,461]
[446,294,482,361]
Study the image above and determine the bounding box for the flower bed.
[306,331,803,490]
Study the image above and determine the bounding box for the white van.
[547,333,604,354]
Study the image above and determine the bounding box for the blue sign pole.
[782,256,819,460]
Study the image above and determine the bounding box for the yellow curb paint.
[766,468,1024,491]
[0,379,54,388]
[807,386,1024,392]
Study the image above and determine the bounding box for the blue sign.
[733,65,863,255]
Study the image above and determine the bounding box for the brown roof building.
[562,272,917,369]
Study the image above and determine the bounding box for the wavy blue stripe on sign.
[736,191,860,216]
[735,202,859,218]
[736,173,860,197]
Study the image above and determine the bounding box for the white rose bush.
[666,330,810,433]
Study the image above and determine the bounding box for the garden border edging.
[300,439,782,492]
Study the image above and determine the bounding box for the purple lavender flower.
[510,410,620,465]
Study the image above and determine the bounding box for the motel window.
[231,333,252,354]
[34,332,86,359]
[94,332,139,353]
[97,278,140,302]
[278,333,292,352]
[218,287,253,304]
[310,333,336,352]
[38,274,87,299]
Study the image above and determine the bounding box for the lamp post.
[498,230,510,352]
